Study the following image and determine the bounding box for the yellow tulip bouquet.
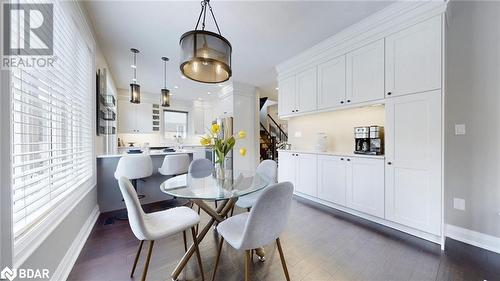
[200,123,246,179]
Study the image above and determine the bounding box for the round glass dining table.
[160,170,272,280]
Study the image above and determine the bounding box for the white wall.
[286,105,385,153]
[445,1,500,238]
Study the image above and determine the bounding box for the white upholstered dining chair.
[212,181,294,281]
[117,177,205,281]
[234,160,277,212]
[188,158,214,178]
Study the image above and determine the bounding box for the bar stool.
[158,154,191,209]
[114,155,153,219]
[158,154,190,176]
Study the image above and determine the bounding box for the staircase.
[259,98,288,161]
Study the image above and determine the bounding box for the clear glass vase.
[215,161,226,180]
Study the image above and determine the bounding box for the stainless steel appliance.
[354,126,384,155]
[213,117,233,170]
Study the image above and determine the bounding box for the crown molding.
[276,0,449,78]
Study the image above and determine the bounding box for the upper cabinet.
[278,76,296,116]
[278,67,317,116]
[317,55,346,110]
[346,39,385,104]
[118,100,153,134]
[385,16,442,97]
[295,67,318,114]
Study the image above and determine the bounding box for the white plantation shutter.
[10,0,93,239]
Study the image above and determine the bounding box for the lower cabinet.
[317,155,384,218]
[346,157,385,218]
[317,155,347,206]
[278,151,317,197]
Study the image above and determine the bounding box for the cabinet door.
[296,67,317,113]
[117,100,136,133]
[385,16,442,97]
[385,90,442,235]
[192,106,205,135]
[135,103,153,133]
[278,77,296,116]
[278,151,296,185]
[318,56,346,110]
[346,39,385,104]
[296,153,318,197]
[346,157,385,218]
[219,95,233,117]
[317,155,347,206]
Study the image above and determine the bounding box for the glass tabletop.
[160,170,271,200]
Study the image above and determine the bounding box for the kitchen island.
[97,149,195,212]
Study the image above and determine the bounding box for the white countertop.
[277,149,385,159]
[97,149,196,159]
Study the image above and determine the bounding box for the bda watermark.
[1,266,49,281]
[2,3,56,69]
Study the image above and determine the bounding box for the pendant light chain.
[194,0,222,35]
[164,58,167,88]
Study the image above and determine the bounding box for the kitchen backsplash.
[118,133,204,147]
[287,104,385,153]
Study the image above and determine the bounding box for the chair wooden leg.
[211,237,224,281]
[196,206,201,234]
[130,240,144,277]
[244,250,251,281]
[276,238,290,281]
[141,240,154,281]
[182,231,188,252]
[191,227,205,281]
[230,206,235,217]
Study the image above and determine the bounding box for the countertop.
[97,149,196,159]
[277,149,385,159]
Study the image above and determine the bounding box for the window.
[10,1,94,240]
[163,110,188,139]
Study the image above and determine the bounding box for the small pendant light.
[129,48,141,103]
[179,0,232,84]
[161,57,171,107]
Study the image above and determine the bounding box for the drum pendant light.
[129,48,141,103]
[179,0,232,84]
[161,57,171,107]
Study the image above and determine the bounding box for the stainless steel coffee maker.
[354,126,384,155]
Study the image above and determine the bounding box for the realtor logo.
[3,3,53,56]
[0,267,17,281]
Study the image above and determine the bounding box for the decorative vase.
[216,161,226,180]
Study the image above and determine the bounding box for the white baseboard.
[445,224,500,254]
[51,205,100,281]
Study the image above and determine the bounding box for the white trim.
[276,1,448,78]
[51,205,100,281]
[295,192,443,245]
[445,224,500,254]
[14,183,96,268]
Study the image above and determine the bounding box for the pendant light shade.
[129,48,141,103]
[180,0,232,84]
[161,88,170,107]
[161,57,171,107]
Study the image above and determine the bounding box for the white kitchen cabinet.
[385,16,442,98]
[346,157,385,218]
[296,152,318,197]
[384,90,442,235]
[346,39,385,104]
[278,151,317,197]
[296,67,318,114]
[278,76,296,116]
[278,151,296,185]
[213,94,233,118]
[118,100,153,134]
[317,155,347,206]
[317,56,346,110]
[192,106,205,135]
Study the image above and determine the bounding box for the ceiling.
[83,1,393,101]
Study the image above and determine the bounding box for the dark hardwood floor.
[68,198,500,281]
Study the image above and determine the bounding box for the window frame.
[3,0,97,267]
[163,109,189,139]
